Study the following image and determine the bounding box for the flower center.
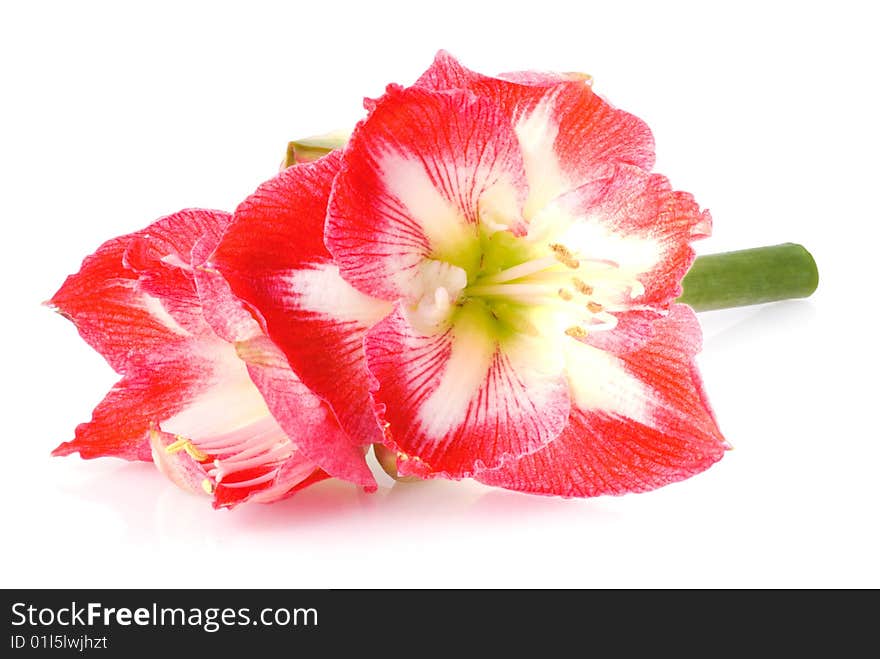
[458,232,645,340]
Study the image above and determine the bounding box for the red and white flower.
[50,206,375,508]
[215,51,728,497]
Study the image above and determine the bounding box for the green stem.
[677,243,818,311]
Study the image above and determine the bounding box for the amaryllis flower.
[50,208,375,508]
[214,51,728,497]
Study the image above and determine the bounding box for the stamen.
[466,283,559,298]
[196,431,265,453]
[572,278,593,296]
[211,443,292,483]
[575,256,620,269]
[201,478,214,495]
[549,243,580,269]
[478,256,559,284]
[457,240,641,341]
[219,440,283,463]
[165,435,209,462]
[165,436,189,454]
[183,442,209,462]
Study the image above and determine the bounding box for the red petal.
[535,164,711,323]
[477,305,727,497]
[123,209,232,334]
[53,204,374,499]
[49,209,232,372]
[326,84,528,300]
[414,50,655,208]
[49,240,178,374]
[212,153,391,448]
[192,233,265,345]
[213,467,330,509]
[365,303,570,479]
[212,450,321,509]
[50,210,233,459]
[414,50,485,90]
[53,348,216,461]
[590,311,672,360]
[241,336,377,490]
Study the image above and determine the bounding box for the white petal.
[415,307,565,439]
[564,338,653,424]
[280,262,392,326]
[415,326,495,439]
[161,340,271,439]
[377,151,475,260]
[515,91,567,220]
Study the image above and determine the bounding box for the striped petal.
[123,208,229,323]
[477,305,727,496]
[326,84,528,301]
[365,302,570,479]
[191,228,265,344]
[240,335,376,490]
[211,153,392,449]
[47,209,230,373]
[53,348,216,461]
[194,226,377,488]
[50,210,232,460]
[52,206,369,503]
[528,164,711,353]
[415,50,655,218]
[148,340,339,508]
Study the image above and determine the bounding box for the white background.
[2,0,877,588]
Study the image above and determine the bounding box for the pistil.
[478,256,560,284]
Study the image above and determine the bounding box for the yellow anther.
[587,301,604,314]
[201,478,215,495]
[558,288,573,301]
[572,278,593,296]
[565,326,588,339]
[165,436,189,454]
[165,435,209,462]
[549,243,580,269]
[184,442,209,462]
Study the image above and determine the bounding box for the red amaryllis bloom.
[214,51,728,497]
[50,208,375,508]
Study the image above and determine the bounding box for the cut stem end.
[677,243,818,312]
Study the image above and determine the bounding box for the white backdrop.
[2,0,877,587]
